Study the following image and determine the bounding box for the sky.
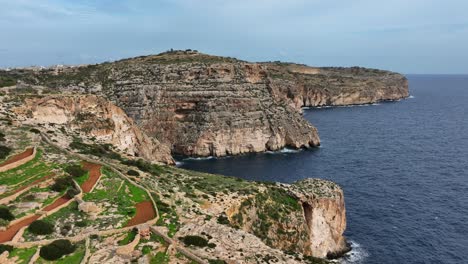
[0,0,467,74]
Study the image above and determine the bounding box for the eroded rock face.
[14,95,174,164]
[1,51,408,158]
[228,179,348,259]
[289,179,349,258]
[266,63,409,110]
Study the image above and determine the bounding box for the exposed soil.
[0,214,40,243]
[0,147,34,168]
[0,162,104,243]
[42,196,70,212]
[125,201,156,227]
[81,162,102,193]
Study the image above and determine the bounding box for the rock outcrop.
[13,95,174,164]
[227,179,348,259]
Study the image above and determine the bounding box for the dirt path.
[81,162,102,193]
[0,147,34,168]
[0,215,40,243]
[126,201,156,227]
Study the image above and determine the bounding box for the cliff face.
[0,50,408,157]
[13,95,174,164]
[227,179,348,259]
[266,63,409,110]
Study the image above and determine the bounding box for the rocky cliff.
[266,63,409,110]
[226,179,348,259]
[12,95,174,164]
[0,50,408,158]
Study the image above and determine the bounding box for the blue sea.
[179,75,468,264]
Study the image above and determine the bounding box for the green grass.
[0,149,57,198]
[151,251,169,264]
[8,247,37,264]
[118,230,137,246]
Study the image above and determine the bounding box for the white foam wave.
[339,240,369,264]
[266,148,302,154]
[409,95,415,99]
[184,156,215,161]
[175,161,184,167]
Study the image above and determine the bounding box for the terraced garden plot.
[6,246,37,264]
[9,186,64,219]
[0,149,57,199]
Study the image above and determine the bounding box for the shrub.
[50,177,73,192]
[0,244,13,254]
[217,214,230,225]
[0,206,14,221]
[75,220,87,227]
[28,220,54,235]
[29,128,41,134]
[181,235,209,247]
[127,169,140,176]
[66,187,80,198]
[65,165,87,178]
[0,145,12,160]
[39,239,75,260]
[0,219,9,227]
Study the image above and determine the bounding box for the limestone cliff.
[0,50,408,158]
[227,179,348,259]
[13,95,174,164]
[266,63,409,110]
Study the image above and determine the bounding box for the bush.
[181,235,209,247]
[66,187,80,198]
[65,165,87,178]
[127,169,140,176]
[0,206,14,221]
[0,219,9,227]
[0,145,12,160]
[28,220,54,235]
[50,177,73,192]
[0,244,13,254]
[29,128,41,134]
[217,214,230,225]
[39,239,75,260]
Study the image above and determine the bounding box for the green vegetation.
[69,139,122,160]
[121,158,163,176]
[39,239,76,261]
[180,235,209,247]
[0,75,16,87]
[50,177,74,192]
[118,229,137,246]
[8,247,37,264]
[0,145,12,160]
[0,206,14,221]
[64,165,87,178]
[0,244,13,254]
[0,149,56,198]
[151,251,169,263]
[153,194,179,237]
[28,220,54,235]
[127,169,140,176]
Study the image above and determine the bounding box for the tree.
[65,165,87,178]
[28,220,54,235]
[0,206,14,221]
[39,239,75,260]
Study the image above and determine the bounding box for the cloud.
[0,0,467,73]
